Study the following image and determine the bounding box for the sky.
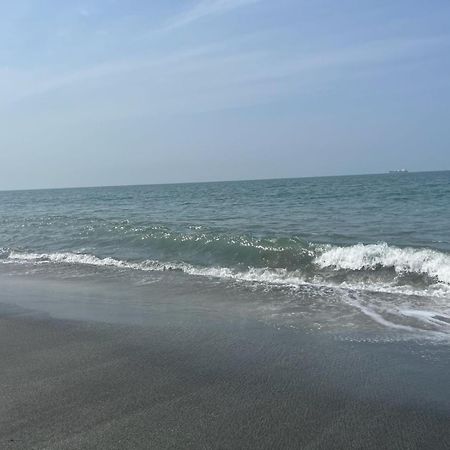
[1,0,450,189]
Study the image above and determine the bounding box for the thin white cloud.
[1,34,448,116]
[161,0,260,31]
[5,45,221,103]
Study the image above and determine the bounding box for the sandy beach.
[1,273,449,449]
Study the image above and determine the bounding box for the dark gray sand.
[0,274,449,449]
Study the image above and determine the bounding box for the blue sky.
[1,0,449,189]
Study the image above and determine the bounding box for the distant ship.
[389,169,409,173]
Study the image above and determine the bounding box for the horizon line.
[1,169,448,194]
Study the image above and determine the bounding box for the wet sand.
[0,274,449,449]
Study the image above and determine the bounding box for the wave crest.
[4,242,450,298]
[315,243,450,285]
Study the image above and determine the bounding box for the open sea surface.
[1,171,450,340]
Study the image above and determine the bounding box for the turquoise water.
[1,171,450,337]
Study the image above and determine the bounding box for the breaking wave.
[3,241,450,298]
[315,243,450,285]
[3,244,450,337]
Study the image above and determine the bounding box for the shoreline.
[0,274,449,449]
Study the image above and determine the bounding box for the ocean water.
[1,171,450,339]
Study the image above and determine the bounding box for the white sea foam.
[5,248,450,298]
[315,242,450,285]
[398,309,450,327]
[8,251,137,268]
[341,294,419,333]
[339,291,450,338]
[6,250,302,285]
[5,249,450,337]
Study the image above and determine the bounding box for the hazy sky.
[1,0,450,189]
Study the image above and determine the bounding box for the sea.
[1,171,450,341]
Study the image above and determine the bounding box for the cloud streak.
[4,34,446,106]
[161,0,260,31]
